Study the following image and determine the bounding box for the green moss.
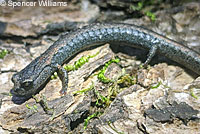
[95,89,111,107]
[97,58,120,83]
[79,58,139,130]
[51,72,58,80]
[49,110,56,121]
[190,88,198,99]
[145,11,156,21]
[96,61,137,107]
[129,2,143,11]
[64,51,99,71]
[51,52,99,79]
[32,95,39,103]
[1,92,13,96]
[117,73,136,87]
[73,82,94,95]
[84,112,102,130]
[0,49,8,59]
[129,0,160,21]
[26,104,38,113]
[9,92,13,96]
[150,81,161,89]
[107,83,117,101]
[33,94,54,115]
[40,94,53,112]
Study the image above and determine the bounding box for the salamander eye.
[21,80,33,89]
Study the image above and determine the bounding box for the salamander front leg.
[55,64,68,95]
[143,45,158,67]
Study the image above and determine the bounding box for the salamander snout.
[11,73,34,97]
[11,87,26,96]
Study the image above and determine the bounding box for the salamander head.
[10,59,53,103]
[11,72,35,97]
[10,57,46,100]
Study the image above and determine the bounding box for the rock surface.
[0,0,200,133]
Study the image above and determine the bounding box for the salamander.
[10,23,200,100]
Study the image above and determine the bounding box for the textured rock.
[0,1,200,134]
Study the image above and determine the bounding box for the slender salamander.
[11,23,200,100]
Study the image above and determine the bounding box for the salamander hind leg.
[143,45,158,67]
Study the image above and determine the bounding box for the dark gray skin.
[11,23,200,101]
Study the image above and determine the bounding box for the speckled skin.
[11,23,200,98]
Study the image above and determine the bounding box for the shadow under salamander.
[110,44,198,78]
